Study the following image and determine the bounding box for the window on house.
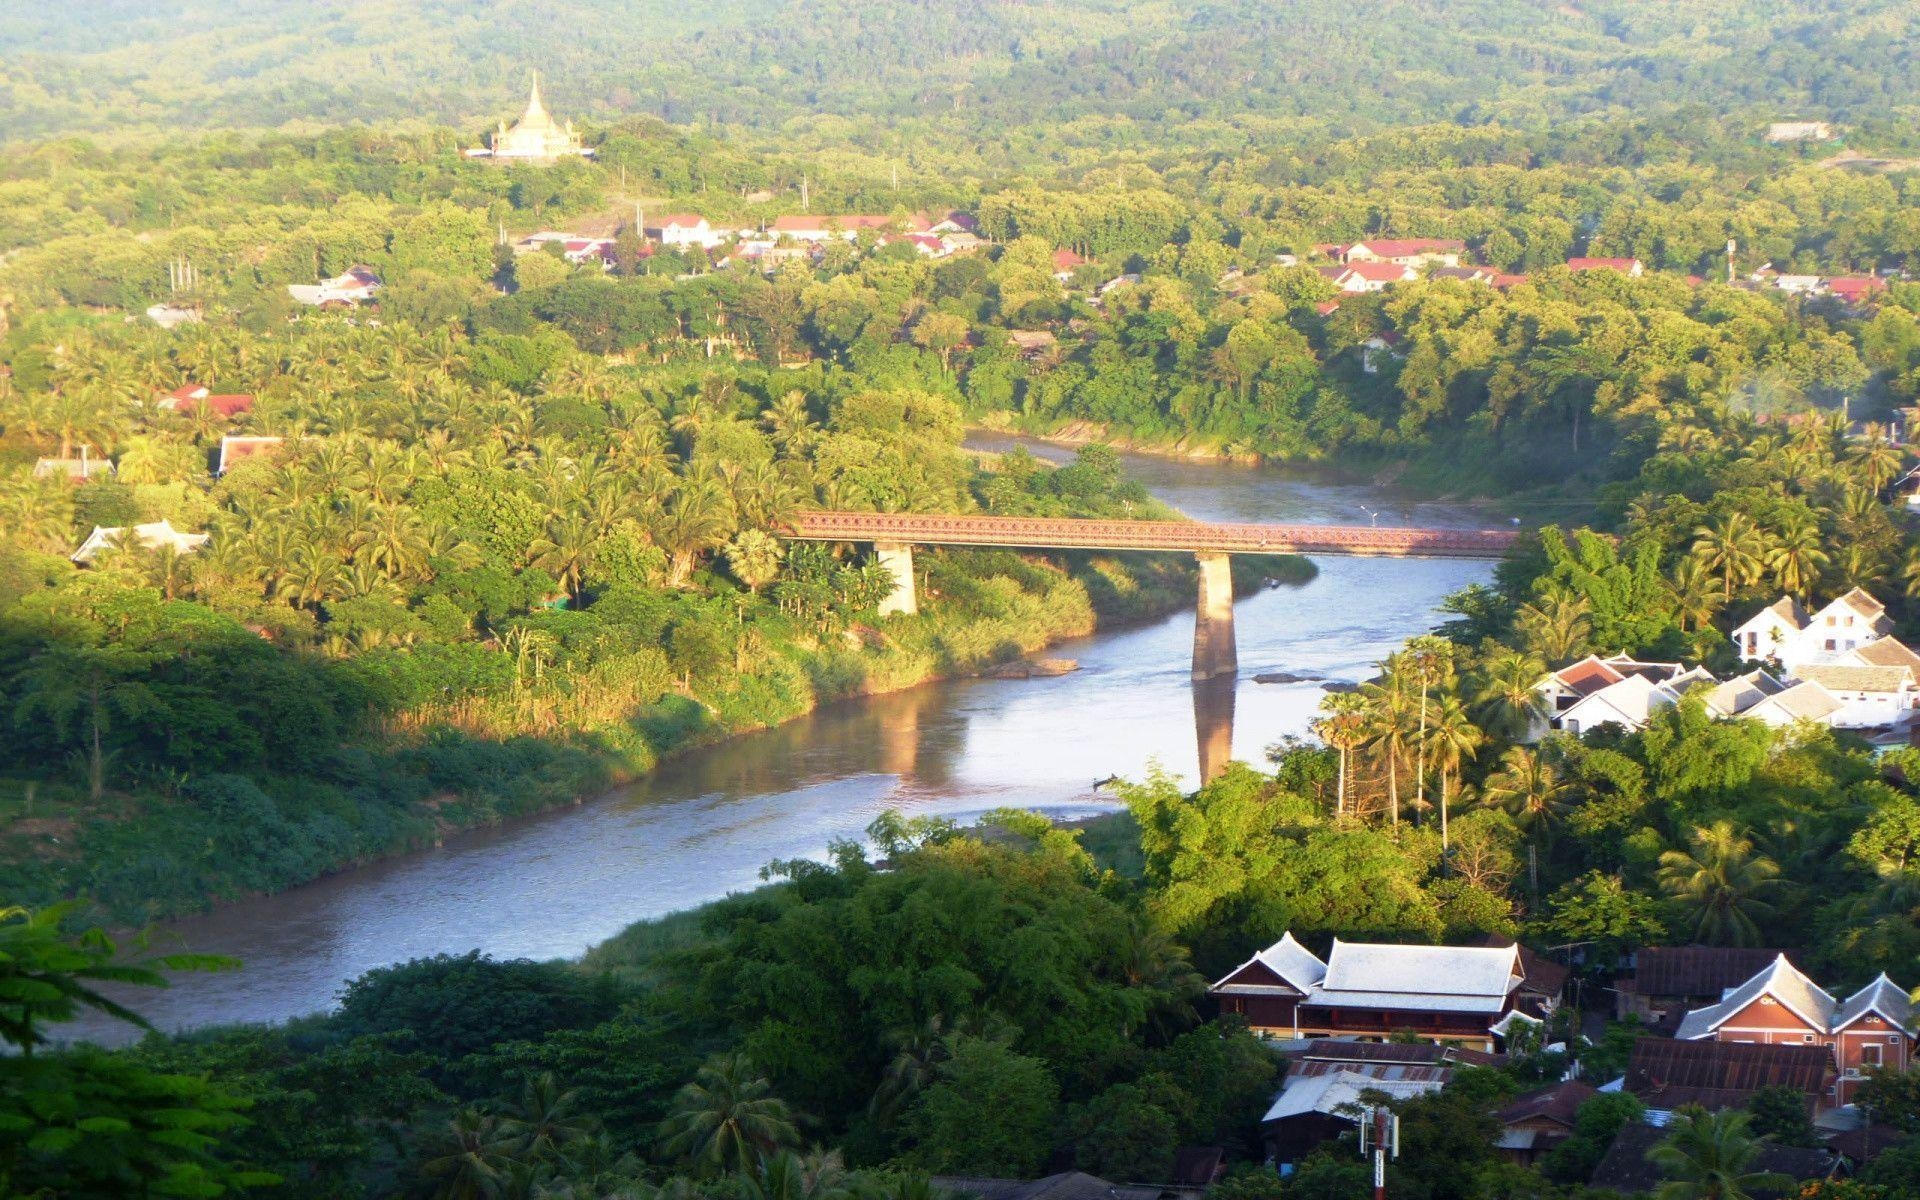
[1826,639,1837,651]
[1863,1044,1883,1068]
[1803,1033,1817,1042]
[1891,1035,1903,1045]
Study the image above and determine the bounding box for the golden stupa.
[477,74,591,160]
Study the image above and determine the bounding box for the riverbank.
[1,546,1307,927]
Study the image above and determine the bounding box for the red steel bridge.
[781,511,1518,681]
[783,511,1520,559]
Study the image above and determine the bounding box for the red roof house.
[1333,261,1418,292]
[1567,257,1644,276]
[1826,276,1888,304]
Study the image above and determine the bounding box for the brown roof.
[1496,1080,1597,1130]
[1851,638,1920,673]
[1590,1122,1837,1195]
[1623,1038,1832,1111]
[1624,946,1797,1000]
[1794,664,1914,694]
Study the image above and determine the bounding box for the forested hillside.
[5,0,1920,153]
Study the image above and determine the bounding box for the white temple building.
[467,75,592,161]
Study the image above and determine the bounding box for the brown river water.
[66,437,1501,1042]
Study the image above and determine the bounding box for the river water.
[73,438,1498,1042]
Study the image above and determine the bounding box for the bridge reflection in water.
[1192,674,1238,784]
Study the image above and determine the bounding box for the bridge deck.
[783,511,1517,559]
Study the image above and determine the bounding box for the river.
[73,438,1500,1042]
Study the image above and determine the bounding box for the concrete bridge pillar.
[1192,552,1237,681]
[876,542,918,617]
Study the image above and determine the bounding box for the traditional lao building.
[1673,955,1914,1107]
[469,75,592,161]
[1209,933,1558,1050]
[72,519,209,565]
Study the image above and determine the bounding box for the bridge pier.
[875,542,918,617]
[1192,552,1237,681]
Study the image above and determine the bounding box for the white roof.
[1262,1070,1442,1123]
[1559,674,1676,728]
[1833,974,1914,1033]
[1675,954,1837,1039]
[1314,939,1521,1008]
[72,519,210,564]
[1213,931,1326,993]
[1747,680,1844,724]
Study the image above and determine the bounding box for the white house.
[72,519,209,565]
[1340,238,1465,268]
[1743,680,1845,728]
[1730,590,1893,672]
[646,214,729,250]
[1555,673,1682,737]
[1528,654,1693,739]
[1333,261,1418,293]
[1790,664,1917,729]
[1701,669,1787,718]
[287,265,381,307]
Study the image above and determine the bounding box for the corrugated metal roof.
[1262,1070,1442,1123]
[1320,939,1520,999]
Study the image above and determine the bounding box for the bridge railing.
[781,511,1518,558]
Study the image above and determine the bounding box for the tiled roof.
[1567,257,1639,271]
[1792,664,1914,694]
[1348,238,1464,257]
[1624,1038,1833,1111]
[1258,931,1328,990]
[1848,637,1920,673]
[1832,973,1914,1033]
[1552,655,1628,696]
[1704,669,1786,716]
[1321,939,1519,998]
[1753,681,1844,722]
[1674,954,1836,1040]
[1496,1080,1596,1130]
[1627,947,1792,999]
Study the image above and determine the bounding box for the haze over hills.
[4,0,1919,149]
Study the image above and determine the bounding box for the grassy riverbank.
[0,547,1306,925]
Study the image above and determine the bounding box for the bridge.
[781,511,1518,680]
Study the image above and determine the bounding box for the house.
[1494,1081,1597,1165]
[156,384,254,418]
[1731,590,1895,671]
[560,238,617,267]
[1096,274,1142,298]
[1340,239,1465,268]
[1744,680,1846,728]
[1767,121,1834,143]
[1588,1121,1838,1196]
[1428,265,1499,283]
[145,304,201,329]
[1673,955,1914,1107]
[1006,330,1059,360]
[1701,669,1787,718]
[1209,933,1554,1049]
[71,519,210,565]
[769,214,893,243]
[217,435,285,475]
[1567,257,1645,277]
[1529,655,1701,738]
[940,230,988,255]
[287,265,381,307]
[1623,1037,1835,1113]
[906,210,978,235]
[1052,248,1087,282]
[646,215,728,249]
[1615,947,1799,1030]
[33,454,115,483]
[1827,276,1888,305]
[1787,664,1917,728]
[1333,262,1417,293]
[933,1173,1190,1200]
[1843,636,1920,674]
[1262,1070,1442,1167]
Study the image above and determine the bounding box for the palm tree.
[1481,745,1572,897]
[1763,512,1829,600]
[1468,648,1548,741]
[1425,693,1485,855]
[1313,691,1369,817]
[531,515,597,604]
[1658,822,1781,947]
[1515,591,1592,664]
[499,1072,594,1166]
[657,1052,798,1176]
[419,1109,518,1200]
[1649,1107,1791,1200]
[1849,429,1905,495]
[1360,662,1416,826]
[1667,556,1725,633]
[1114,915,1205,1038]
[650,478,735,588]
[1691,512,1772,601]
[1405,635,1454,827]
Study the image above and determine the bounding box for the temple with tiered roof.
[467,75,592,161]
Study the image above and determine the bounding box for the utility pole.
[1359,1104,1396,1200]
[891,161,899,192]
[1727,238,1736,285]
[800,173,810,213]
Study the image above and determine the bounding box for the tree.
[1648,1107,1791,1200]
[902,1036,1059,1176]
[1313,691,1368,817]
[658,1052,799,1176]
[1691,512,1772,601]
[1481,745,1571,898]
[11,642,158,802]
[1745,1085,1819,1148]
[1425,692,1484,854]
[1764,511,1830,600]
[724,530,784,594]
[418,1109,517,1200]
[1658,822,1781,947]
[1469,648,1548,742]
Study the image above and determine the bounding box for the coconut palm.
[1425,693,1485,854]
[1468,648,1549,741]
[1514,591,1592,665]
[1763,512,1829,600]
[1691,512,1772,600]
[657,1052,798,1176]
[1850,428,1905,494]
[1667,556,1725,633]
[1313,691,1370,817]
[1649,1107,1791,1200]
[1481,745,1572,897]
[1405,635,1454,826]
[419,1109,518,1200]
[1658,822,1781,947]
[650,478,735,588]
[499,1072,595,1165]
[1359,661,1416,826]
[532,515,597,604]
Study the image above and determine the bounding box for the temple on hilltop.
[467,74,593,161]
